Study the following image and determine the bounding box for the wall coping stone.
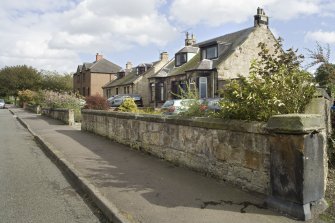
[266,114,324,134]
[82,109,268,134]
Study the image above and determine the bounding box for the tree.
[218,39,316,121]
[0,65,42,97]
[40,70,73,92]
[306,42,335,95]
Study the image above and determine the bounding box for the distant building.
[149,8,276,107]
[73,53,121,97]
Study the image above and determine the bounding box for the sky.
[0,0,334,73]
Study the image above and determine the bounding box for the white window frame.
[199,77,207,98]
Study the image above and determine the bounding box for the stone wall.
[42,108,74,125]
[25,104,41,114]
[82,110,271,194]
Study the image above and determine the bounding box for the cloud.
[0,0,177,72]
[169,0,323,26]
[305,30,335,44]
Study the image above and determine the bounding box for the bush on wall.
[84,94,109,110]
[118,98,138,112]
[218,39,316,121]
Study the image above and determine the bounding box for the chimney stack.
[126,61,132,70]
[96,53,103,61]
[185,32,196,46]
[160,52,169,62]
[254,7,269,28]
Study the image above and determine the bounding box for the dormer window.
[137,66,146,75]
[175,53,187,67]
[201,44,218,60]
[118,71,125,79]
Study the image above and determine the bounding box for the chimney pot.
[254,7,269,28]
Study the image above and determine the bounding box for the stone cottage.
[102,52,169,106]
[149,8,277,107]
[73,53,121,97]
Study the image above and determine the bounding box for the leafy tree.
[306,42,335,96]
[40,70,73,92]
[218,39,316,121]
[0,65,42,97]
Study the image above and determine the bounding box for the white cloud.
[305,30,335,44]
[169,0,323,26]
[0,0,177,72]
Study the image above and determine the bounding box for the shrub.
[84,94,109,110]
[18,89,36,105]
[218,40,316,121]
[118,98,138,112]
[41,90,82,110]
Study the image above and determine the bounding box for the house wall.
[133,60,168,106]
[90,73,116,97]
[217,27,277,80]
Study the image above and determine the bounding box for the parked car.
[201,98,222,112]
[108,94,143,107]
[161,99,195,115]
[0,99,5,109]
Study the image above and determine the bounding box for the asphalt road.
[0,109,101,223]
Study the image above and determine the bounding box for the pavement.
[9,108,301,223]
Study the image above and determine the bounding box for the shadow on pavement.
[55,128,283,217]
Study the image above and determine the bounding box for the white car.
[161,99,195,115]
[0,99,5,109]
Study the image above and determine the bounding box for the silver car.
[161,99,195,115]
[0,99,5,109]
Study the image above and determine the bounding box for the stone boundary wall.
[82,110,271,194]
[25,104,41,114]
[42,108,74,125]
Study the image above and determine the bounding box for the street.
[0,109,102,223]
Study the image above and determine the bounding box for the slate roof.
[104,61,160,88]
[77,59,121,74]
[177,46,199,54]
[196,27,256,67]
[151,26,256,79]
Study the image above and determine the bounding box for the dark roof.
[197,27,256,67]
[196,27,255,47]
[151,26,257,79]
[89,58,121,73]
[177,46,199,54]
[152,53,201,78]
[78,59,121,74]
[104,61,159,88]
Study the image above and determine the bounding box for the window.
[199,77,207,98]
[83,73,86,82]
[175,53,187,66]
[137,66,146,75]
[127,86,130,94]
[124,87,127,94]
[116,88,119,95]
[160,83,164,101]
[150,83,155,102]
[201,45,218,59]
[82,87,85,96]
[155,82,164,102]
